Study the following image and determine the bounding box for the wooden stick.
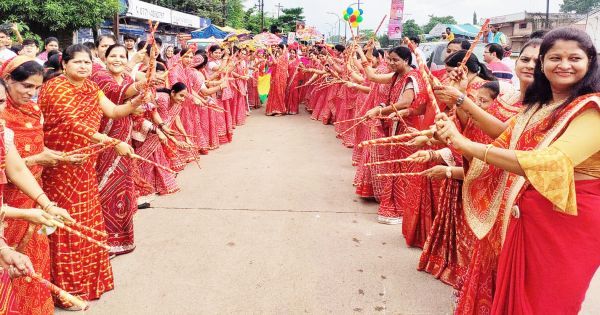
[131,154,177,174]
[460,19,490,69]
[359,129,434,147]
[403,37,441,115]
[334,116,364,125]
[26,271,89,310]
[50,219,110,251]
[337,117,366,137]
[63,142,107,156]
[376,172,422,177]
[373,15,388,38]
[369,141,414,147]
[64,221,108,238]
[364,158,413,167]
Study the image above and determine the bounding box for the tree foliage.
[402,19,422,38]
[241,7,276,33]
[359,28,374,38]
[422,15,458,34]
[225,0,245,28]
[560,0,600,14]
[0,0,120,38]
[275,7,305,33]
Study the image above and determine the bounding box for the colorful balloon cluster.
[343,7,364,28]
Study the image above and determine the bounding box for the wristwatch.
[456,94,466,107]
[446,167,452,179]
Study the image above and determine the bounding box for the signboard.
[171,10,200,28]
[127,0,171,24]
[387,0,404,40]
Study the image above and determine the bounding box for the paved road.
[61,108,599,314]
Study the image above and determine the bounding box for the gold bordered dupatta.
[462,93,600,240]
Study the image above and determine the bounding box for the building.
[487,11,584,52]
[572,9,600,54]
[427,23,481,40]
[76,0,211,47]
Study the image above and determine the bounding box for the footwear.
[137,202,151,210]
[377,215,402,225]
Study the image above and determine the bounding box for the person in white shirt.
[409,36,425,68]
[123,34,137,61]
[0,29,17,63]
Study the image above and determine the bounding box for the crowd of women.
[0,23,597,314]
[289,27,599,314]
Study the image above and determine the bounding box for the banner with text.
[387,0,405,40]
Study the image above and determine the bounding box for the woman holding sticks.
[91,44,146,256]
[409,40,540,308]
[436,28,600,314]
[0,58,77,314]
[285,46,302,115]
[38,44,143,309]
[134,83,190,198]
[265,44,289,116]
[360,44,430,228]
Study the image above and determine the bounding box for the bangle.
[456,94,466,107]
[34,192,46,205]
[378,107,382,116]
[483,144,494,164]
[42,202,56,212]
[446,167,453,179]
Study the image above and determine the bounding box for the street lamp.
[327,12,341,44]
[325,22,335,43]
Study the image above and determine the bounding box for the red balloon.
[349,15,357,23]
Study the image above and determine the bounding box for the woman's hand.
[30,148,71,167]
[133,48,147,64]
[157,129,168,144]
[161,126,175,136]
[364,107,382,120]
[433,85,463,108]
[47,205,75,223]
[407,150,434,163]
[22,209,56,227]
[114,141,135,157]
[0,248,34,278]
[435,113,471,152]
[406,135,433,148]
[62,153,88,166]
[388,109,410,121]
[420,165,449,179]
[446,67,469,93]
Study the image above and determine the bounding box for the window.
[519,22,527,29]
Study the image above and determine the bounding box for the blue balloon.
[359,8,364,15]
[346,7,354,15]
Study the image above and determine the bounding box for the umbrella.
[253,32,282,46]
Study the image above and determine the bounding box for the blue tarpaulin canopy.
[191,25,230,39]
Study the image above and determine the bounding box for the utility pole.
[258,0,265,31]
[357,0,361,35]
[545,0,550,28]
[275,3,284,19]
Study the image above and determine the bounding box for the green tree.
[402,19,422,38]
[359,28,374,38]
[0,0,120,39]
[225,0,245,28]
[422,15,458,34]
[242,7,276,33]
[276,7,304,33]
[378,34,390,48]
[560,0,600,14]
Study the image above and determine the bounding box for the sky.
[243,0,562,36]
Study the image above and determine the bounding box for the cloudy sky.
[243,0,562,36]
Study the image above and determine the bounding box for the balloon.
[353,10,360,17]
[343,14,349,21]
[346,7,353,15]
[351,22,359,28]
[357,15,363,23]
[349,15,357,23]
[359,9,364,15]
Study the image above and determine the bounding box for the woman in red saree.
[168,48,210,154]
[265,44,289,116]
[207,46,234,143]
[436,28,600,314]
[38,44,141,309]
[0,58,77,314]
[91,44,143,256]
[360,46,431,228]
[231,48,249,125]
[135,83,190,197]
[285,48,302,115]
[194,53,226,151]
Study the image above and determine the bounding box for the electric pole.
[275,3,284,19]
[258,0,265,30]
[545,0,550,28]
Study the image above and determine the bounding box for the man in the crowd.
[488,24,508,47]
[445,27,455,41]
[123,34,137,61]
[484,43,513,83]
[0,29,16,63]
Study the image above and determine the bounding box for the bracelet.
[446,167,453,179]
[42,202,57,212]
[34,192,46,205]
[456,94,466,107]
[483,144,494,164]
[158,123,166,129]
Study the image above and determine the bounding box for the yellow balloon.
[353,10,359,16]
[351,22,359,28]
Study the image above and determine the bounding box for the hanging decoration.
[343,6,364,28]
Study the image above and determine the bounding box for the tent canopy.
[191,25,230,39]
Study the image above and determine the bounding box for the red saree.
[0,98,53,314]
[39,75,114,307]
[483,94,600,314]
[265,53,289,116]
[285,58,301,115]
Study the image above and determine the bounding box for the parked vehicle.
[419,41,486,69]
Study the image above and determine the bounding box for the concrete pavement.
[59,108,599,314]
